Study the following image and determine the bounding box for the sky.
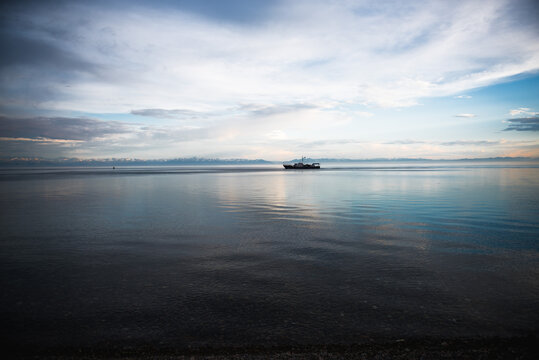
[1,0,538,161]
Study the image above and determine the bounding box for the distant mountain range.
[0,156,536,167]
[0,157,272,167]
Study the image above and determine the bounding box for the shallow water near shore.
[1,162,538,352]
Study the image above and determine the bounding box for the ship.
[283,156,320,169]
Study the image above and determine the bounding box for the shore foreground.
[11,336,537,359]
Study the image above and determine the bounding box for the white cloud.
[510,108,538,116]
[3,0,538,113]
[266,130,287,140]
[455,113,476,118]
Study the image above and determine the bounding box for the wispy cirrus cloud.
[455,113,476,118]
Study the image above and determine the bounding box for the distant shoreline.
[1,156,538,167]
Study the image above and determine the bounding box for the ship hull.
[283,164,320,169]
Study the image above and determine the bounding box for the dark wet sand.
[9,336,538,359]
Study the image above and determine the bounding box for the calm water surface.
[1,163,538,350]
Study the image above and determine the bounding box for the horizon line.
[1,155,538,165]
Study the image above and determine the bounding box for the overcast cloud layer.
[1,0,538,160]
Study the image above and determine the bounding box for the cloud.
[238,103,318,117]
[265,138,539,159]
[299,139,365,147]
[143,0,281,24]
[131,108,204,119]
[1,1,539,160]
[0,136,83,143]
[503,117,539,131]
[130,103,317,121]
[384,140,427,145]
[504,108,539,131]
[0,116,131,140]
[440,140,504,146]
[0,100,323,159]
[1,0,538,113]
[266,130,287,140]
[0,33,96,73]
[385,139,532,146]
[509,108,538,116]
[455,113,476,118]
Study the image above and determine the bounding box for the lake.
[1,162,538,353]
